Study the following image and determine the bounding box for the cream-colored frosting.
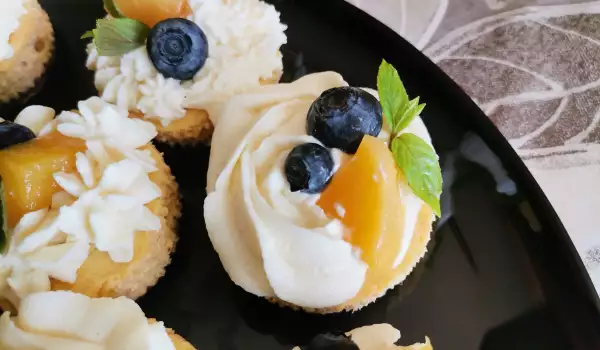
[86,0,287,127]
[204,72,434,309]
[0,0,26,61]
[0,98,162,306]
[46,97,158,172]
[292,324,432,350]
[0,208,89,308]
[0,291,175,349]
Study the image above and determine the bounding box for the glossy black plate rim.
[280,0,600,319]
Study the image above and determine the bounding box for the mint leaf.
[392,133,442,217]
[377,60,426,135]
[81,31,94,39]
[0,177,6,253]
[378,60,408,132]
[84,18,149,56]
[104,0,124,18]
[396,97,425,132]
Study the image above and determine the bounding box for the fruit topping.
[285,143,334,194]
[113,0,192,28]
[318,135,402,289]
[0,121,36,150]
[147,18,208,81]
[307,87,382,154]
[0,131,85,228]
[300,332,360,350]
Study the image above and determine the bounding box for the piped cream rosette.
[0,290,195,349]
[0,97,180,310]
[204,72,435,313]
[86,0,287,144]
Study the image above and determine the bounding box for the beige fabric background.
[349,0,600,293]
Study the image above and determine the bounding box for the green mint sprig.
[377,60,442,216]
[82,18,149,56]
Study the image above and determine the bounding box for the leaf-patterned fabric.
[350,0,600,293]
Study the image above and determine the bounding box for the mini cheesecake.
[0,0,54,104]
[0,291,195,349]
[0,97,180,310]
[85,0,287,145]
[204,65,441,313]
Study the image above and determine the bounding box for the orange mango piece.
[114,0,192,28]
[318,135,404,299]
[0,131,85,228]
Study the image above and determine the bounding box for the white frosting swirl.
[86,0,287,126]
[0,0,26,61]
[204,72,434,308]
[0,97,163,305]
[0,291,175,350]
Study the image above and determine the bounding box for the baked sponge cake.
[84,0,287,144]
[294,324,432,350]
[204,62,442,313]
[0,290,195,349]
[0,0,54,103]
[0,97,180,310]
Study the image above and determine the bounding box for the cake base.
[152,108,215,146]
[0,0,54,103]
[149,319,196,350]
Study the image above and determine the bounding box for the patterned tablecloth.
[349,0,600,293]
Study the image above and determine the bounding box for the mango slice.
[0,131,85,228]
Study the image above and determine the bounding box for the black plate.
[7,0,600,349]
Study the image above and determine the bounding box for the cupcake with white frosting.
[0,97,180,311]
[0,290,195,349]
[84,0,287,144]
[204,62,442,313]
[294,324,432,350]
[0,0,54,103]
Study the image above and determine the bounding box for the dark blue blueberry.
[307,87,383,154]
[0,121,35,150]
[300,332,360,350]
[285,143,334,194]
[146,18,208,81]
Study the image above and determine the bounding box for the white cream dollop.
[205,72,434,309]
[47,97,158,172]
[0,0,27,61]
[86,0,287,127]
[292,324,433,350]
[0,291,176,350]
[0,208,89,308]
[0,97,163,306]
[53,153,161,263]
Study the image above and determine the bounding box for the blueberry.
[307,87,382,154]
[146,18,208,81]
[285,143,334,194]
[300,332,360,350]
[0,121,35,150]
